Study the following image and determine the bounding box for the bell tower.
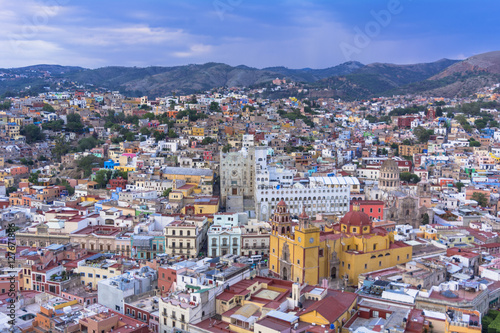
[272,200,292,237]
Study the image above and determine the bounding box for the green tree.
[42,103,55,112]
[125,132,136,141]
[209,101,221,112]
[413,126,433,143]
[201,137,215,145]
[78,137,99,151]
[161,188,172,197]
[0,100,12,110]
[167,129,178,138]
[42,119,64,131]
[21,124,45,143]
[435,106,443,117]
[76,155,104,177]
[222,144,232,153]
[66,113,84,133]
[469,139,481,147]
[471,192,488,207]
[421,213,429,225]
[53,136,70,162]
[28,171,41,185]
[475,118,488,130]
[6,187,17,195]
[490,120,499,128]
[154,131,167,142]
[455,182,465,192]
[94,169,112,188]
[140,127,151,136]
[61,180,75,195]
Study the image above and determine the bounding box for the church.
[364,158,434,228]
[269,200,412,286]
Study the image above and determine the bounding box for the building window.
[379,261,382,267]
[297,259,300,264]
[348,264,350,270]
[364,264,367,269]
[373,244,377,251]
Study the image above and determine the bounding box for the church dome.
[340,210,371,227]
[380,159,399,174]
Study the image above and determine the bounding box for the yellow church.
[269,200,412,286]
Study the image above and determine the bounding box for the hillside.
[1,51,499,99]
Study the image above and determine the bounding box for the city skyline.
[1,0,498,69]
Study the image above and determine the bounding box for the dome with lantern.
[339,202,371,235]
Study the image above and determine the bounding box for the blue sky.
[1,0,498,69]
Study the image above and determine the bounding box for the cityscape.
[1,1,500,333]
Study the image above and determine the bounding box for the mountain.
[262,61,364,82]
[431,51,500,79]
[307,58,461,99]
[0,52,499,99]
[389,52,500,97]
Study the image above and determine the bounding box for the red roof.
[340,210,371,227]
[276,200,287,207]
[298,293,357,323]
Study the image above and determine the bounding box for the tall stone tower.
[379,158,400,192]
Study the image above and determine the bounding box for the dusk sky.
[1,0,498,69]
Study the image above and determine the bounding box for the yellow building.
[114,165,136,172]
[76,258,123,289]
[6,123,20,138]
[269,201,412,286]
[192,127,204,136]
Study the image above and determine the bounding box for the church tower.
[271,200,292,238]
[379,158,400,192]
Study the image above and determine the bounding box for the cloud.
[173,44,213,58]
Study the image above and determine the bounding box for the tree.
[161,188,172,197]
[21,124,45,143]
[413,126,433,143]
[421,213,429,225]
[140,127,151,136]
[222,144,232,153]
[167,129,178,138]
[0,100,11,110]
[490,120,499,129]
[201,137,215,145]
[469,139,481,147]
[28,171,41,185]
[61,180,75,195]
[42,103,55,112]
[66,113,84,133]
[42,119,64,131]
[209,101,221,112]
[400,172,420,184]
[471,192,488,207]
[475,118,488,130]
[76,155,103,177]
[53,136,70,162]
[78,137,99,151]
[455,182,465,192]
[435,106,443,117]
[94,169,112,188]
[153,131,167,142]
[124,132,136,141]
[402,139,412,146]
[6,187,17,195]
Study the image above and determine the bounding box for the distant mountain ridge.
[0,51,499,99]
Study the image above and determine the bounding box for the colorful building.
[269,201,412,285]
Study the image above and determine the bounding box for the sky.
[1,0,499,69]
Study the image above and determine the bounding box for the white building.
[255,176,357,221]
